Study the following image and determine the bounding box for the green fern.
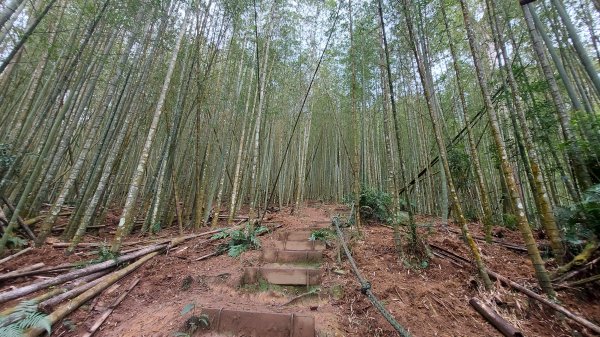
[309,229,334,242]
[215,224,268,258]
[211,229,230,240]
[0,300,51,336]
[0,325,22,337]
[556,184,600,254]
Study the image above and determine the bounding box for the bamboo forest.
[0,0,599,335]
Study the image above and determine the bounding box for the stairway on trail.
[197,222,328,337]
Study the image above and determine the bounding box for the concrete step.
[261,247,323,264]
[199,308,314,337]
[243,265,321,286]
[273,240,325,251]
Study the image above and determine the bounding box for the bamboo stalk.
[1,197,36,240]
[0,240,167,304]
[469,298,523,337]
[0,270,111,320]
[431,244,600,335]
[553,256,600,284]
[24,252,157,337]
[195,251,219,261]
[81,278,140,337]
[0,262,45,281]
[0,246,31,265]
[446,228,528,252]
[39,269,119,312]
[563,274,600,288]
[486,269,600,334]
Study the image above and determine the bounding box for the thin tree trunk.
[460,0,555,297]
[111,7,190,252]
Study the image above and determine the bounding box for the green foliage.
[502,213,518,230]
[0,300,51,337]
[6,236,26,249]
[359,186,392,222]
[180,303,195,316]
[76,244,119,268]
[0,143,14,176]
[150,222,161,234]
[212,224,269,257]
[176,303,209,336]
[309,228,334,243]
[447,146,471,190]
[95,244,119,262]
[556,184,600,253]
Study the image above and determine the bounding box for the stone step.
[261,247,323,264]
[243,266,321,286]
[199,308,314,337]
[273,240,325,251]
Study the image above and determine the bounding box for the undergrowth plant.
[174,303,209,337]
[212,224,269,257]
[309,228,334,242]
[556,184,600,254]
[76,244,119,268]
[0,300,51,337]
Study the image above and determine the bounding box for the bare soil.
[0,203,598,337]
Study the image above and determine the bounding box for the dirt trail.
[80,204,343,337]
[1,203,598,336]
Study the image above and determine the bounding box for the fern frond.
[228,244,247,257]
[17,312,51,333]
[0,324,23,337]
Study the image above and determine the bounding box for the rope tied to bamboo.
[332,216,412,337]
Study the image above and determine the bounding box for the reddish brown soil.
[0,203,599,337]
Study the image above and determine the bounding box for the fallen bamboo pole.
[0,233,205,304]
[553,256,600,284]
[0,247,32,265]
[562,274,600,288]
[0,270,113,327]
[446,228,527,252]
[39,270,119,313]
[0,263,45,282]
[0,243,163,304]
[0,270,112,316]
[0,262,72,282]
[195,251,219,261]
[2,197,36,241]
[430,244,600,335]
[81,278,141,337]
[469,297,523,337]
[24,252,158,337]
[487,269,600,334]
